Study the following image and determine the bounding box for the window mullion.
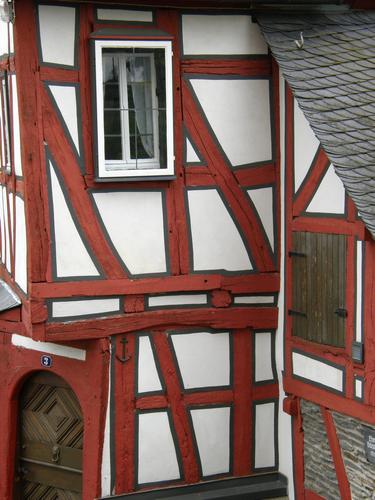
[119,56,130,165]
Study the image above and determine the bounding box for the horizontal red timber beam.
[181,58,271,76]
[30,272,280,298]
[46,307,278,341]
[284,376,375,425]
[0,319,25,335]
[39,67,79,83]
[234,163,276,187]
[185,169,216,186]
[292,216,366,238]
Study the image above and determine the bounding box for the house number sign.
[41,354,52,368]
[364,428,375,464]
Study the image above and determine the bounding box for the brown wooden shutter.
[290,232,346,347]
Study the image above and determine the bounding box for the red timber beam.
[321,407,351,500]
[13,0,49,284]
[45,306,278,341]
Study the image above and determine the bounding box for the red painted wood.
[181,59,271,77]
[292,148,330,216]
[185,170,216,186]
[39,67,79,83]
[124,295,145,313]
[0,335,108,500]
[45,307,278,341]
[30,273,280,298]
[211,290,231,308]
[158,10,190,276]
[13,0,49,284]
[152,330,200,483]
[233,329,252,474]
[234,164,275,187]
[115,333,136,493]
[321,407,351,500]
[182,80,275,272]
[291,217,366,238]
[42,89,127,279]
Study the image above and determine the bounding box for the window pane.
[105,136,122,160]
[104,83,120,109]
[104,110,121,135]
[158,109,167,169]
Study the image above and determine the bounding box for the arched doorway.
[14,371,83,498]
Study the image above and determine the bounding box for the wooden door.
[15,372,83,499]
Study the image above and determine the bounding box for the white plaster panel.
[97,8,153,22]
[138,336,162,393]
[294,99,320,192]
[292,351,343,392]
[11,75,23,177]
[190,78,272,166]
[8,190,13,273]
[306,164,345,214]
[12,334,86,361]
[2,187,10,272]
[51,298,120,318]
[49,161,100,278]
[148,294,207,308]
[48,85,80,155]
[186,138,201,163]
[0,100,4,168]
[191,407,230,476]
[15,196,27,292]
[247,186,274,251]
[92,191,167,275]
[233,295,274,305]
[38,5,76,66]
[101,348,112,496]
[355,378,363,399]
[138,412,180,484]
[254,402,275,468]
[254,331,274,382]
[187,189,252,272]
[0,20,6,56]
[356,240,363,343]
[182,15,267,55]
[171,331,230,389]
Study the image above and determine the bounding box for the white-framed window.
[93,39,174,179]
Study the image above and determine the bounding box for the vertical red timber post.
[13,0,49,337]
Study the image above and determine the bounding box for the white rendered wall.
[185,138,201,163]
[292,351,344,392]
[294,99,319,192]
[97,8,153,22]
[15,195,27,292]
[0,19,13,56]
[187,189,252,272]
[138,412,180,484]
[12,334,86,361]
[148,294,207,308]
[48,85,80,156]
[356,240,364,343]
[254,402,276,469]
[254,331,274,382]
[247,186,274,251]
[190,78,272,167]
[51,298,120,318]
[2,187,10,272]
[190,406,231,476]
[182,15,267,56]
[49,161,100,278]
[306,164,345,214]
[171,331,230,389]
[38,5,76,66]
[234,295,274,305]
[92,191,167,275]
[11,75,23,177]
[137,336,163,393]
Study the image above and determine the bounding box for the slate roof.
[257,11,375,237]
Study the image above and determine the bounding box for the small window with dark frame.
[290,231,346,347]
[93,39,174,179]
[0,70,11,174]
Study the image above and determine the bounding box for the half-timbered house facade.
[0,0,374,498]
